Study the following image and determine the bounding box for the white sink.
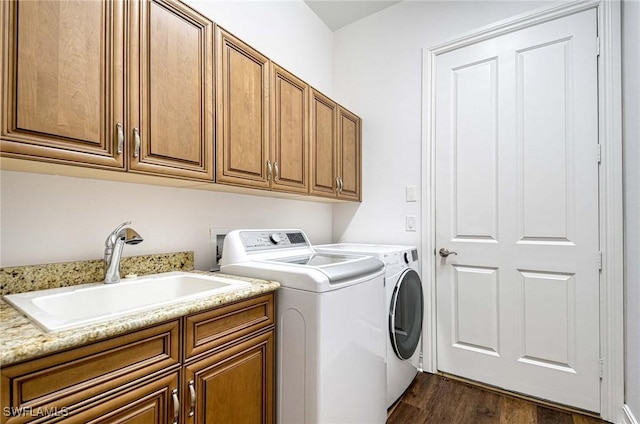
[3,271,251,332]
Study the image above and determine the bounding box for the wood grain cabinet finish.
[270,64,309,194]
[184,294,274,361]
[128,0,214,180]
[183,294,275,424]
[216,27,270,188]
[309,89,338,198]
[56,371,180,424]
[184,330,274,424]
[0,294,275,424]
[309,90,361,201]
[336,107,361,201]
[1,1,362,200]
[0,320,180,424]
[1,0,213,181]
[1,0,125,169]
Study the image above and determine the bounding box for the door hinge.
[599,358,604,379]
[596,36,601,56]
[597,144,602,163]
[598,251,603,270]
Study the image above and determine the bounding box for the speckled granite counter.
[0,271,279,366]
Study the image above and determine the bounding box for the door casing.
[420,1,624,422]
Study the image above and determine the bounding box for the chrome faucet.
[104,221,143,284]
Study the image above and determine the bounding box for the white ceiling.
[304,1,402,31]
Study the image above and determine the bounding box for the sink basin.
[3,271,251,332]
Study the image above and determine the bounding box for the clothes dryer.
[314,243,423,408]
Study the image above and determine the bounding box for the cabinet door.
[185,331,274,424]
[309,89,337,198]
[270,64,309,194]
[129,0,214,181]
[216,28,270,188]
[337,107,361,201]
[1,321,179,424]
[1,0,125,169]
[59,372,180,424]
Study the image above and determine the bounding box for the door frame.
[420,1,624,421]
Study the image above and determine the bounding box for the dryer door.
[389,269,424,360]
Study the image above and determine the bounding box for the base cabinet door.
[184,331,274,424]
[58,372,180,424]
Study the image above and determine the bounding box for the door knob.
[439,248,458,258]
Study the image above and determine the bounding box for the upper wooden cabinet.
[129,0,214,180]
[1,0,214,181]
[337,106,361,201]
[310,90,361,201]
[216,27,270,188]
[1,0,125,169]
[309,90,338,197]
[216,30,311,194]
[270,64,309,194]
[1,1,361,200]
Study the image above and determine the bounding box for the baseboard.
[622,405,639,424]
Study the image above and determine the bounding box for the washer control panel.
[240,230,309,251]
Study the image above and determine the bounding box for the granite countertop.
[0,271,280,366]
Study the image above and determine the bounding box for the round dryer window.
[389,269,424,360]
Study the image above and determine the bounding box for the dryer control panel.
[240,230,309,251]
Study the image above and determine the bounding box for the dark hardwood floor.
[387,373,609,424]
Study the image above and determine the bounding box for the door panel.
[451,265,499,356]
[130,0,213,180]
[1,0,124,168]
[271,64,309,193]
[309,90,337,197]
[337,107,361,201]
[216,28,270,188]
[519,270,576,370]
[435,9,600,412]
[452,59,498,241]
[517,40,574,243]
[185,331,274,424]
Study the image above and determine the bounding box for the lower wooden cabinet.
[57,371,180,424]
[184,330,274,424]
[0,293,275,424]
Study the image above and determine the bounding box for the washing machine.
[315,243,423,408]
[221,230,387,424]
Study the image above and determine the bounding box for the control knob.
[269,233,282,244]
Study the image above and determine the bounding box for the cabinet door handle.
[274,162,279,181]
[267,160,272,181]
[133,127,141,158]
[188,380,196,417]
[116,123,124,155]
[336,177,340,193]
[338,178,343,193]
[172,389,179,424]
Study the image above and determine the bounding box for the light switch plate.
[406,185,417,202]
[405,215,417,232]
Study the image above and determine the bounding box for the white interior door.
[434,9,600,412]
